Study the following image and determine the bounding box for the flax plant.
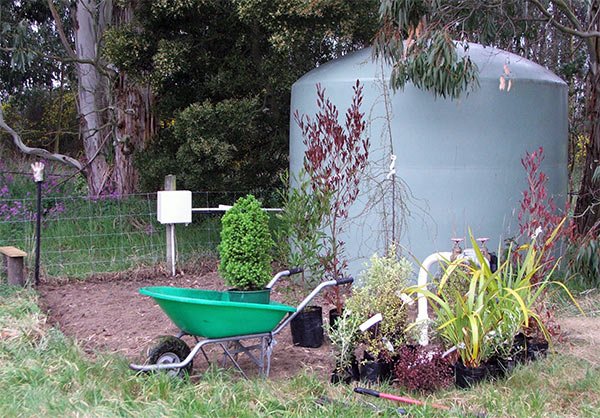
[408,221,581,368]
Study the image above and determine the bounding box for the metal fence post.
[164,175,177,276]
[32,162,45,286]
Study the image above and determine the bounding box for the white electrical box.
[157,190,192,224]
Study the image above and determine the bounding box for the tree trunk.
[75,0,111,196]
[111,2,155,195]
[575,68,600,233]
[575,5,600,234]
[113,75,155,194]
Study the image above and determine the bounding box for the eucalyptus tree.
[1,0,152,196]
[374,0,598,234]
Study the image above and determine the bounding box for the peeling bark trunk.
[575,6,600,234]
[575,67,600,233]
[111,1,155,195]
[114,75,155,194]
[75,0,111,196]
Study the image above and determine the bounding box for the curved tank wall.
[289,44,568,275]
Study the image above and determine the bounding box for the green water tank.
[289,44,568,273]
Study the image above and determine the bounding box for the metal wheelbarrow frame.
[129,269,353,378]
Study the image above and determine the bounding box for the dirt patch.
[38,266,335,380]
[37,266,600,381]
[556,317,600,366]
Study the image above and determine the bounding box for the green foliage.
[374,1,479,99]
[565,233,600,289]
[218,195,274,290]
[136,97,284,192]
[175,98,273,191]
[102,24,154,79]
[0,0,65,98]
[274,170,331,286]
[392,35,479,99]
[2,88,79,154]
[325,308,362,371]
[411,227,582,368]
[124,0,377,192]
[344,246,412,358]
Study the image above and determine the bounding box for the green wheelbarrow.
[129,269,353,378]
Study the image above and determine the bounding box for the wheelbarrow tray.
[140,286,296,339]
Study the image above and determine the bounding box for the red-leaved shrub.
[393,345,454,392]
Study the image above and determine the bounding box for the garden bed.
[37,261,335,380]
[36,263,599,384]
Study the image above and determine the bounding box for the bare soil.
[37,264,600,381]
[38,263,335,380]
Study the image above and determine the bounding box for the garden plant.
[218,194,274,291]
[294,80,369,313]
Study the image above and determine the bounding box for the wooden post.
[164,175,177,276]
[0,246,27,287]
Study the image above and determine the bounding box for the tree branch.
[0,103,84,172]
[552,0,585,32]
[528,0,600,38]
[46,0,77,60]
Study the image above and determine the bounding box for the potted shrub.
[326,308,362,384]
[410,227,581,387]
[408,235,523,387]
[342,246,412,383]
[295,81,369,315]
[393,345,454,392]
[218,194,274,303]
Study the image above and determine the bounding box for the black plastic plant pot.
[486,356,516,379]
[290,305,324,348]
[330,356,360,384]
[454,361,487,388]
[227,288,271,304]
[484,358,502,380]
[328,308,342,330]
[512,333,528,364]
[526,339,549,361]
[360,359,383,384]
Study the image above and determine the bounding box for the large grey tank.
[289,44,568,274]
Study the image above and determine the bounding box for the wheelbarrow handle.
[336,277,353,286]
[265,267,304,289]
[271,276,353,336]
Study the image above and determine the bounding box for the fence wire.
[0,189,274,279]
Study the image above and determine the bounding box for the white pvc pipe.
[416,251,452,346]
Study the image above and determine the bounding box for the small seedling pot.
[290,305,324,348]
[330,355,360,384]
[328,308,342,330]
[526,339,549,361]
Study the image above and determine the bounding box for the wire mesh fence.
[0,187,276,280]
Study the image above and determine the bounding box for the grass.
[0,285,599,417]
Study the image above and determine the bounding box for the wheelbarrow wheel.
[145,335,193,378]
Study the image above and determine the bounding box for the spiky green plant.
[409,221,582,368]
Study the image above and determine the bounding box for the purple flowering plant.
[0,160,67,223]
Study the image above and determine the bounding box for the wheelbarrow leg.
[175,331,211,366]
[219,343,250,379]
[263,336,276,378]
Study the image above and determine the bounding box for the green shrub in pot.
[344,246,412,359]
[325,308,362,380]
[218,194,274,291]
